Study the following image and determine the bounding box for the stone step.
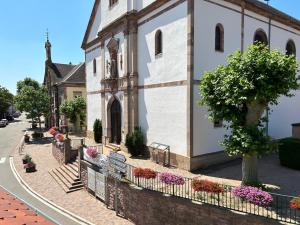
[62,164,78,178]
[50,167,84,193]
[106,143,121,151]
[68,163,78,173]
[56,167,80,185]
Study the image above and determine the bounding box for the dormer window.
[109,0,118,8]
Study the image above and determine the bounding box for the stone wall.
[80,160,282,225]
[52,143,64,165]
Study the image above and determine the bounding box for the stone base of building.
[147,148,236,171]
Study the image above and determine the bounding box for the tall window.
[109,0,118,7]
[155,30,163,56]
[93,58,97,74]
[215,24,224,52]
[253,29,268,45]
[286,40,296,56]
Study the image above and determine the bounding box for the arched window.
[253,29,268,45]
[93,58,97,74]
[286,39,296,56]
[155,30,163,56]
[215,24,224,52]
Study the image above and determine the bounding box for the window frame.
[109,0,118,8]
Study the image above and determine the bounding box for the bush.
[93,119,102,143]
[279,138,300,170]
[125,127,144,157]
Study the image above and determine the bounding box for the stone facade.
[80,161,282,225]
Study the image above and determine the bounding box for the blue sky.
[0,0,299,94]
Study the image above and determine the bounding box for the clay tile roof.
[0,187,54,225]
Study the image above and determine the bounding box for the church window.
[109,0,118,7]
[253,29,268,45]
[93,58,97,74]
[286,39,296,56]
[155,30,163,56]
[215,24,224,52]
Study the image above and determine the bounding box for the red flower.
[49,127,58,136]
[192,179,225,194]
[133,168,157,179]
[290,195,300,210]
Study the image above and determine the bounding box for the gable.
[82,0,101,49]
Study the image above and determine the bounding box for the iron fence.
[125,164,299,224]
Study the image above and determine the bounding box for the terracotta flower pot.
[25,166,36,173]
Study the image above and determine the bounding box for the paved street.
[0,115,83,225]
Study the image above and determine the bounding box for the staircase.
[49,159,84,193]
[106,143,121,152]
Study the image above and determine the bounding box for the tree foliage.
[93,119,102,143]
[14,78,50,128]
[0,86,14,118]
[199,44,299,157]
[60,96,86,126]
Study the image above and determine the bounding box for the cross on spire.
[46,29,49,42]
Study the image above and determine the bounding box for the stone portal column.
[100,41,107,144]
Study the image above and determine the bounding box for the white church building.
[82,0,300,171]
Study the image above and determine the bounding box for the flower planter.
[24,136,30,143]
[22,159,28,164]
[25,166,36,173]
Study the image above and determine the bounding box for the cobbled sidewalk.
[13,139,133,225]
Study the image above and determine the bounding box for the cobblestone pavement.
[13,139,133,225]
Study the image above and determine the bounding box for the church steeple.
[45,30,52,63]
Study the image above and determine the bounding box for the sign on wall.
[108,151,127,180]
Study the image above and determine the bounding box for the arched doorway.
[110,99,121,144]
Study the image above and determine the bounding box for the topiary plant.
[125,127,144,157]
[93,119,102,143]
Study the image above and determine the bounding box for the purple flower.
[86,147,98,158]
[232,186,273,206]
[159,172,185,185]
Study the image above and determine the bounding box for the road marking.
[0,157,6,164]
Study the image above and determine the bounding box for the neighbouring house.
[43,37,86,131]
[82,0,300,171]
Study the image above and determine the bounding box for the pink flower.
[159,172,185,185]
[86,147,98,158]
[232,186,273,206]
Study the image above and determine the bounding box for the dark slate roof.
[48,63,76,83]
[60,63,86,84]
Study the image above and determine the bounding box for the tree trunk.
[242,154,258,184]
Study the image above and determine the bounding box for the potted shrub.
[125,127,144,157]
[93,119,102,143]
[24,132,30,143]
[22,154,32,164]
[24,161,36,173]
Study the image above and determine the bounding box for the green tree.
[60,97,86,133]
[199,44,299,183]
[15,79,50,130]
[0,86,14,118]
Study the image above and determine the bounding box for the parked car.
[13,111,21,118]
[0,120,6,127]
[1,119,8,126]
[6,115,14,121]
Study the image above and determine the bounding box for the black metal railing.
[125,164,299,224]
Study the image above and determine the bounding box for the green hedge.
[278,137,300,170]
[93,119,102,143]
[125,127,144,157]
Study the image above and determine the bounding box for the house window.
[109,0,118,7]
[73,91,82,98]
[254,29,268,45]
[155,30,163,56]
[215,24,224,52]
[286,40,296,56]
[93,58,97,74]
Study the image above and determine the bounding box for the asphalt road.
[0,115,83,225]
